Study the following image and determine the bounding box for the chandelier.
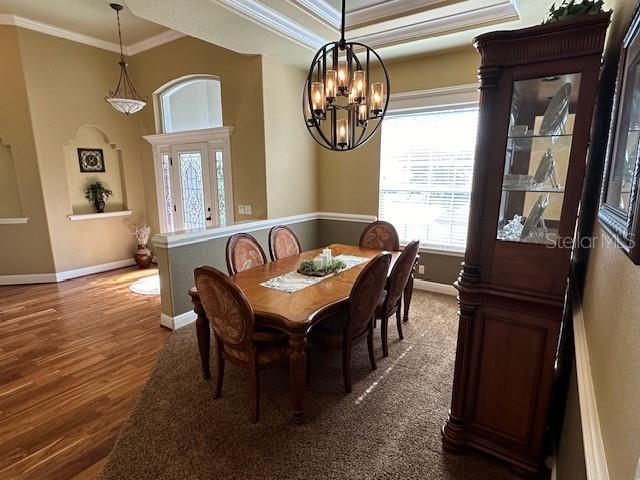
[105,3,147,115]
[303,0,390,151]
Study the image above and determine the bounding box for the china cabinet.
[441,14,610,476]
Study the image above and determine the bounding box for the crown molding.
[126,29,186,55]
[0,13,181,56]
[215,0,327,50]
[347,0,447,28]
[352,0,518,49]
[294,0,341,29]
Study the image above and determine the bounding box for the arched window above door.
[157,76,223,133]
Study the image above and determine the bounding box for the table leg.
[193,300,211,379]
[289,334,307,424]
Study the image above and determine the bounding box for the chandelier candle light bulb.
[353,70,366,102]
[358,104,368,125]
[337,61,349,93]
[311,82,325,115]
[326,70,337,102]
[371,82,384,115]
[337,118,348,148]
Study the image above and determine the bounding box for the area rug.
[100,291,518,480]
[128,274,160,296]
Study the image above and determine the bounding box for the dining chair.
[309,253,392,393]
[225,233,268,275]
[359,220,400,251]
[194,266,288,423]
[268,225,302,261]
[359,221,419,324]
[375,240,420,358]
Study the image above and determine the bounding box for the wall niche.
[63,125,127,215]
[0,139,23,218]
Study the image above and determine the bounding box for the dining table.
[188,243,400,424]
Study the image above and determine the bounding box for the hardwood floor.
[0,268,170,479]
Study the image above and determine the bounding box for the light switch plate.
[238,205,245,214]
[418,265,425,274]
[245,204,252,215]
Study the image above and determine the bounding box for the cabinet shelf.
[507,133,573,139]
[501,186,565,193]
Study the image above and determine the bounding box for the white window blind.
[379,106,479,252]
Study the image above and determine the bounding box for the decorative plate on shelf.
[520,193,550,241]
[532,149,557,185]
[539,83,571,136]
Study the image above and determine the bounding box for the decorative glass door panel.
[214,150,227,226]
[161,153,176,232]
[497,73,581,245]
[171,143,213,231]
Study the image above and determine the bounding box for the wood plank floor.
[0,268,170,479]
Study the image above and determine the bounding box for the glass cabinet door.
[497,73,581,245]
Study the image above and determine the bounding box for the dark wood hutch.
[441,13,610,476]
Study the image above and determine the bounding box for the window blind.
[379,106,479,252]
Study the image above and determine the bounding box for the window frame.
[154,74,223,135]
[379,84,480,255]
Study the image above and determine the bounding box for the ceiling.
[0,0,617,67]
[0,0,166,45]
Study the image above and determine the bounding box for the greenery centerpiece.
[84,181,113,213]
[545,0,606,23]
[298,258,347,277]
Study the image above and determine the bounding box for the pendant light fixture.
[105,3,147,115]
[303,0,390,151]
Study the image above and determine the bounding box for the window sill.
[0,217,29,224]
[68,210,133,221]
[400,243,465,257]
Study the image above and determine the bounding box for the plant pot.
[94,198,106,213]
[134,245,153,269]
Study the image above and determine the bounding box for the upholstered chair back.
[194,266,255,350]
[269,225,302,261]
[226,233,268,275]
[348,253,392,338]
[359,221,400,251]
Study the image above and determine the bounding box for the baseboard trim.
[160,310,197,330]
[571,283,610,480]
[413,279,457,296]
[0,258,136,285]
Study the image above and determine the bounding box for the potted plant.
[545,0,606,23]
[128,223,153,269]
[84,181,113,213]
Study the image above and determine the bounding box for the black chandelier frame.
[302,1,390,151]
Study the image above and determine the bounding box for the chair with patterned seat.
[268,225,302,261]
[225,233,268,275]
[309,253,392,393]
[194,266,289,423]
[375,240,420,357]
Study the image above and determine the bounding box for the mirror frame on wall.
[599,5,640,264]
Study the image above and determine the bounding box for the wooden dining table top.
[191,244,399,334]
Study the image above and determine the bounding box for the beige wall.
[15,28,146,272]
[318,48,480,215]
[262,57,318,218]
[0,26,56,275]
[0,142,23,218]
[131,37,268,232]
[581,226,640,479]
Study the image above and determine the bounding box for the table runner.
[260,255,369,293]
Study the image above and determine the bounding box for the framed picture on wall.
[599,6,640,264]
[77,148,105,173]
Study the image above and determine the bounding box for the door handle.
[206,216,212,221]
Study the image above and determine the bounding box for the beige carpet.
[100,291,518,479]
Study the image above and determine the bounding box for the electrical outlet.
[418,265,425,275]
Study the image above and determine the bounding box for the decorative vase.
[94,198,106,213]
[134,245,153,269]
